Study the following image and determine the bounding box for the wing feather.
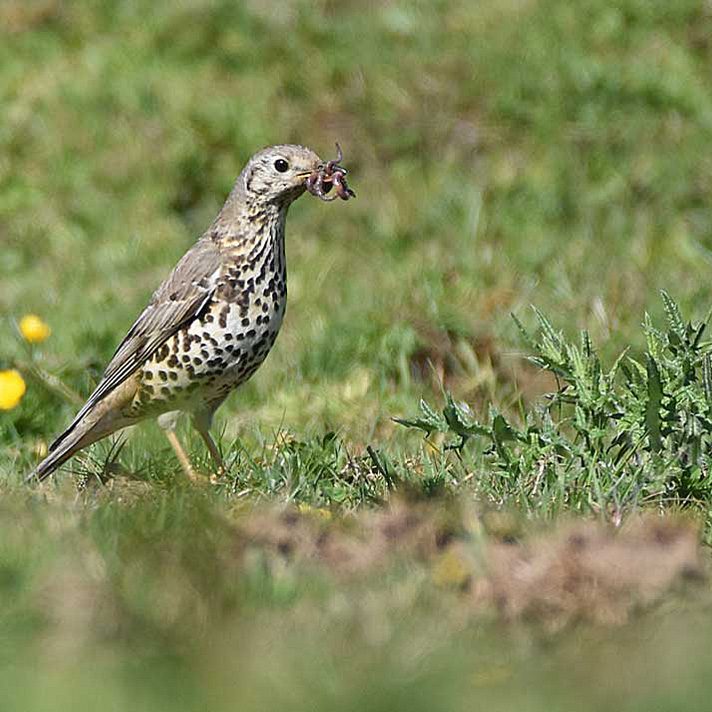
[49,237,223,451]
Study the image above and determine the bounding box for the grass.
[3,0,712,709]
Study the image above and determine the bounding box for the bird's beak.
[297,170,315,183]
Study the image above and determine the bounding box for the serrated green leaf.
[661,290,686,341]
[443,393,488,438]
[703,355,712,408]
[394,397,454,435]
[533,307,565,363]
[608,347,630,382]
[492,414,518,443]
[511,312,535,349]
[646,356,663,453]
[419,398,443,425]
[692,317,708,350]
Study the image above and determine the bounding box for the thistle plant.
[396,292,712,519]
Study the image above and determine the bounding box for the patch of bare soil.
[478,517,702,628]
[236,502,704,628]
[237,499,456,577]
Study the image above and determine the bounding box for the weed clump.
[397,293,712,521]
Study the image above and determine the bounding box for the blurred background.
[2,1,712,710]
[4,0,712,450]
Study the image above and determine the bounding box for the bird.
[28,144,354,483]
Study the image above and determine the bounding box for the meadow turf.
[3,0,712,709]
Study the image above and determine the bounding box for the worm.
[306,143,356,202]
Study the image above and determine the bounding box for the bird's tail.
[25,408,120,483]
[26,435,85,483]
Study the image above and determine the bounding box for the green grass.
[3,0,712,709]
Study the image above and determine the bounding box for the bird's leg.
[163,429,203,483]
[192,408,226,479]
[197,429,225,478]
[157,411,204,483]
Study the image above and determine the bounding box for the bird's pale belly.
[128,295,286,416]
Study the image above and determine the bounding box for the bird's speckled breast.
[128,225,288,417]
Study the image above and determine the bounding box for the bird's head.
[240,144,323,206]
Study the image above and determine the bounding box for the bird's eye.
[274,158,289,173]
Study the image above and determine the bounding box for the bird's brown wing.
[49,236,223,452]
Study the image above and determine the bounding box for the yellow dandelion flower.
[0,370,27,410]
[19,314,51,344]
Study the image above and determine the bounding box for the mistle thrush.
[29,144,354,482]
